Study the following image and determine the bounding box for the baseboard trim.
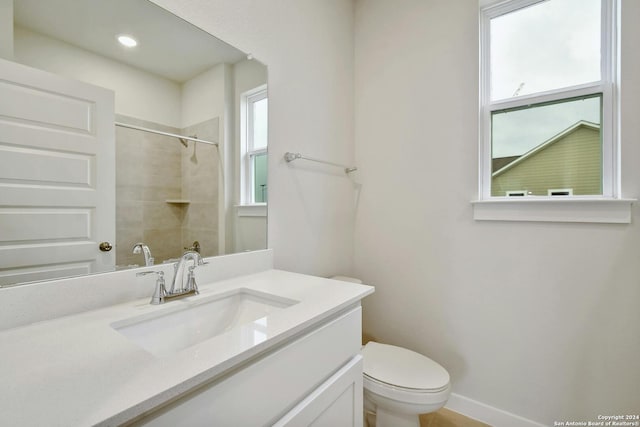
[445,393,547,427]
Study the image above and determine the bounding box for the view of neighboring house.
[491,121,601,196]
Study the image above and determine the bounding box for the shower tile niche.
[115,115,220,267]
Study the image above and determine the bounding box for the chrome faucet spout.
[170,250,204,294]
[132,243,154,266]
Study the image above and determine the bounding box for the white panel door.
[0,58,115,286]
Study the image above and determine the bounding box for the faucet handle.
[150,271,166,305]
[185,265,199,294]
[136,270,166,304]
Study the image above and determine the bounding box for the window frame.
[240,85,268,206]
[474,0,632,223]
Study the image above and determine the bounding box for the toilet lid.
[362,342,450,391]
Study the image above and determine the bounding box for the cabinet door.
[274,355,363,427]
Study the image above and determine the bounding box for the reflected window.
[242,86,268,204]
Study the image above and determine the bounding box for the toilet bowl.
[328,276,451,427]
[361,342,451,427]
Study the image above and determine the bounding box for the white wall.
[152,0,356,276]
[14,26,182,128]
[181,63,227,129]
[0,0,12,59]
[354,0,640,425]
[14,25,237,131]
[234,58,267,99]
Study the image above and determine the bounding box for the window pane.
[253,152,268,203]
[491,95,602,196]
[252,98,268,150]
[490,0,601,101]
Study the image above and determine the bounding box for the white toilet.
[330,276,451,427]
[362,341,451,427]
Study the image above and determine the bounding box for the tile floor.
[419,408,491,427]
[365,408,490,427]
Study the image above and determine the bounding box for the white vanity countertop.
[0,269,374,427]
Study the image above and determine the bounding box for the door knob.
[99,242,113,252]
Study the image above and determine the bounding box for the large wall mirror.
[0,0,268,287]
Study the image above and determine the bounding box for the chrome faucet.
[132,243,154,266]
[168,250,204,297]
[135,251,204,305]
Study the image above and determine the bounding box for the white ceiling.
[13,0,248,83]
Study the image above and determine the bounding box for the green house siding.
[492,126,601,196]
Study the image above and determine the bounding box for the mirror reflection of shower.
[115,117,221,267]
[179,136,199,164]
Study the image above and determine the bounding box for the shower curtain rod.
[115,122,219,146]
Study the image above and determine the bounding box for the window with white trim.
[241,86,268,204]
[479,0,618,200]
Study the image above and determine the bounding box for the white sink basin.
[111,288,298,357]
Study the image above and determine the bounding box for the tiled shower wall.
[181,119,220,259]
[115,115,219,267]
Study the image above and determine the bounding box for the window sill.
[236,203,267,217]
[471,198,635,224]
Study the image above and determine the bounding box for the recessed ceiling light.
[117,35,138,48]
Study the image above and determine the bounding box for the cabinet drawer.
[133,305,362,427]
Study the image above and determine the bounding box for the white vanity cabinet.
[132,305,364,427]
[0,262,374,426]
